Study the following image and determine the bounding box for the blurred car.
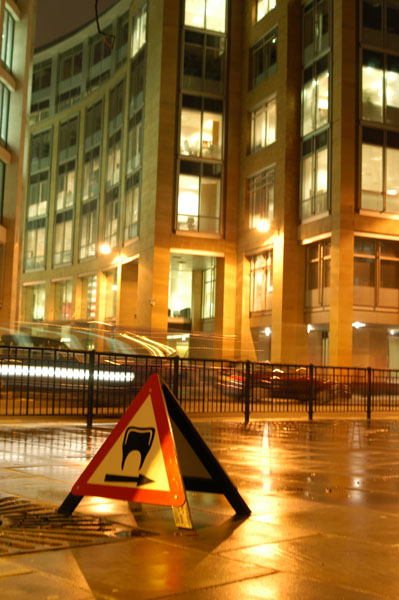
[217,366,337,402]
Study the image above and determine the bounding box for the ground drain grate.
[0,495,141,555]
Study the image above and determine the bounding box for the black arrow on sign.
[104,473,154,486]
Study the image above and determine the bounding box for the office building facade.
[0,0,35,329]
[19,0,399,367]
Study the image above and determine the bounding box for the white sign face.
[87,394,170,492]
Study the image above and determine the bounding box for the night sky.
[35,0,119,48]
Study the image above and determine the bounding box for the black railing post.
[86,350,95,428]
[309,364,314,420]
[367,366,372,419]
[173,355,179,398]
[244,360,251,425]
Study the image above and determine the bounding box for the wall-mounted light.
[264,327,271,337]
[256,219,271,233]
[352,321,366,329]
[99,243,111,255]
[307,324,314,334]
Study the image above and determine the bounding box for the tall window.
[362,51,399,124]
[104,270,117,320]
[256,0,276,22]
[30,130,51,171]
[362,0,399,48]
[303,0,330,63]
[59,45,82,81]
[354,237,399,308]
[183,30,225,93]
[32,284,46,321]
[85,101,103,146]
[80,199,97,260]
[177,161,221,233]
[301,131,328,218]
[302,55,329,136]
[81,275,97,320]
[131,3,147,57]
[28,172,49,218]
[25,218,46,270]
[127,110,142,172]
[130,51,145,112]
[32,61,52,93]
[305,239,330,308]
[250,98,276,152]
[107,130,121,187]
[1,10,14,71]
[0,83,10,145]
[361,128,399,212]
[250,251,273,313]
[201,259,216,319]
[83,147,100,201]
[249,30,277,88]
[56,161,75,210]
[248,168,274,229]
[125,173,139,241]
[54,279,72,321]
[184,0,226,33]
[90,29,112,67]
[109,80,124,130]
[104,186,119,248]
[53,209,73,265]
[180,95,223,159]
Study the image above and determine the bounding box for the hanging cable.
[94,0,115,49]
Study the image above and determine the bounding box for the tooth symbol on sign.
[121,426,155,470]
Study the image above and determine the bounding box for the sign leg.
[58,493,83,516]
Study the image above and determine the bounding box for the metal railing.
[0,345,399,423]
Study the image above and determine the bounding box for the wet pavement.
[0,417,398,599]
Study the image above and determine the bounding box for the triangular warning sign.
[70,374,186,507]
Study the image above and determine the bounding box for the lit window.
[81,275,97,320]
[180,96,222,159]
[177,161,221,233]
[361,128,399,212]
[250,98,276,152]
[248,168,274,229]
[362,51,399,125]
[131,4,147,57]
[28,172,49,218]
[184,0,226,33]
[256,0,276,22]
[250,251,273,313]
[25,218,46,271]
[104,270,117,320]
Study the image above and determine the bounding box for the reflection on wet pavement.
[0,418,398,599]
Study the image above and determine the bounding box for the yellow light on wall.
[99,243,111,255]
[256,219,271,233]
